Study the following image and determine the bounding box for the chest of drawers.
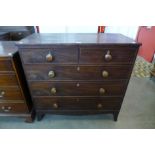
[0,41,34,122]
[17,33,140,121]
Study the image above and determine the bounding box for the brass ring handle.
[0,91,5,98]
[102,71,109,78]
[97,104,103,109]
[46,53,53,62]
[105,50,112,61]
[51,87,57,94]
[99,88,106,94]
[48,71,55,78]
[53,103,58,109]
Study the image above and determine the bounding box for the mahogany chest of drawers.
[0,41,33,122]
[17,33,140,121]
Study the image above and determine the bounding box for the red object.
[36,26,40,33]
[136,26,155,62]
[98,26,105,33]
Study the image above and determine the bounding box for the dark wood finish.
[16,33,140,45]
[12,52,33,111]
[10,31,31,41]
[20,46,78,64]
[79,46,138,64]
[113,111,119,121]
[0,41,18,56]
[0,86,23,100]
[0,41,33,122]
[0,74,18,85]
[25,109,35,123]
[0,32,10,41]
[29,81,127,96]
[25,65,132,81]
[34,97,122,111]
[0,26,35,41]
[0,59,14,71]
[17,33,141,121]
[0,103,28,113]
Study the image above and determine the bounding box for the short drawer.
[25,64,132,81]
[0,74,18,86]
[29,81,127,97]
[0,103,28,113]
[33,97,122,111]
[79,47,137,64]
[0,59,14,71]
[0,87,23,100]
[20,46,78,64]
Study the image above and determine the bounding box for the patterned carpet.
[132,56,153,77]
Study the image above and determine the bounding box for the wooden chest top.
[16,33,140,47]
[0,41,17,57]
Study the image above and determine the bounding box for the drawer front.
[20,47,78,64]
[0,87,23,100]
[0,74,18,86]
[0,103,28,113]
[33,97,122,111]
[79,47,137,64]
[0,59,14,71]
[29,81,127,97]
[25,65,132,81]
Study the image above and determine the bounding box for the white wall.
[39,26,139,39]
[105,26,139,39]
[39,26,97,33]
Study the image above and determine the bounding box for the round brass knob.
[48,71,55,78]
[51,87,57,94]
[97,103,103,109]
[102,71,109,78]
[46,53,53,62]
[1,106,5,110]
[53,103,58,109]
[99,88,106,94]
[0,91,5,97]
[77,66,80,71]
[105,50,112,61]
[76,83,80,87]
[8,106,12,110]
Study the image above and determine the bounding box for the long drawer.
[33,97,123,111]
[0,103,28,113]
[79,46,137,64]
[20,46,78,64]
[0,87,23,100]
[29,81,127,97]
[0,74,18,86]
[25,64,132,81]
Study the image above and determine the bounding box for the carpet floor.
[0,77,155,129]
[132,56,153,77]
